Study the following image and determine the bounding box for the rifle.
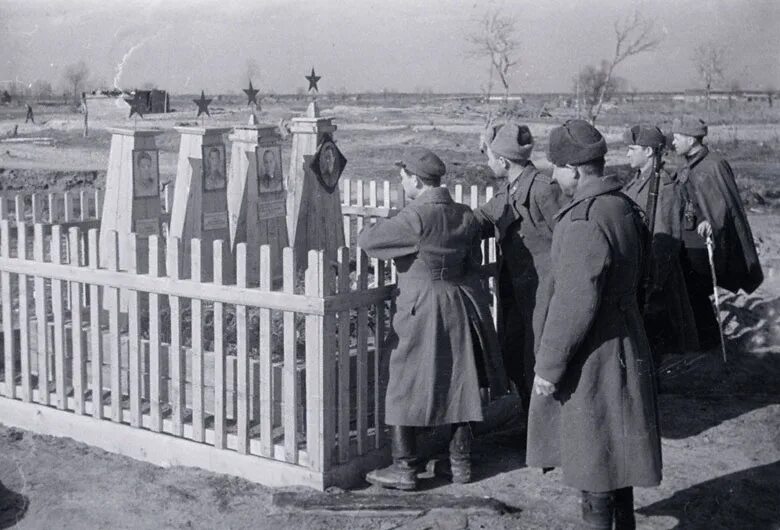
[641,145,665,312]
[644,145,665,238]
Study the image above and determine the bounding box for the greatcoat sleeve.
[535,220,611,385]
[473,194,505,240]
[531,180,565,233]
[357,207,422,260]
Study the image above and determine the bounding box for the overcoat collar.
[555,176,623,220]
[683,145,709,170]
[626,167,653,195]
[413,186,453,205]
[509,161,538,206]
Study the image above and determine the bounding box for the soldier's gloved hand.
[697,220,713,239]
[533,374,555,396]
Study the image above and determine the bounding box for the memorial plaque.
[203,211,229,230]
[134,218,161,237]
[257,199,286,221]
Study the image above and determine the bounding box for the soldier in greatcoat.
[359,148,507,490]
[623,125,699,359]
[671,117,763,350]
[527,120,662,529]
[473,122,566,410]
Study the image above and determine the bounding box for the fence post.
[0,220,15,399]
[305,249,335,473]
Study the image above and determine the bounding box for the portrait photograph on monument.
[202,144,227,191]
[256,145,283,194]
[311,138,346,193]
[132,149,159,198]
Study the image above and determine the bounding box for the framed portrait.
[132,149,160,198]
[256,145,283,194]
[202,144,227,192]
[310,139,346,193]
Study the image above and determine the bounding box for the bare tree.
[466,9,520,105]
[588,11,661,124]
[31,79,53,99]
[63,61,89,103]
[574,62,627,120]
[693,43,727,112]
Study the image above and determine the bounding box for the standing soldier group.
[360,116,762,529]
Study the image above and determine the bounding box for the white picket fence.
[0,178,499,489]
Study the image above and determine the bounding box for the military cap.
[547,119,607,166]
[395,147,446,182]
[671,117,708,137]
[490,123,534,161]
[623,125,666,150]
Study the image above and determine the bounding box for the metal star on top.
[243,80,260,106]
[305,68,321,92]
[193,90,212,117]
[124,92,145,118]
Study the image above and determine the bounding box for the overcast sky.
[1,0,778,94]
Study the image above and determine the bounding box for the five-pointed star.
[125,93,145,118]
[243,80,260,106]
[193,90,212,117]
[305,68,321,92]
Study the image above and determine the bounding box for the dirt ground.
[0,98,779,529]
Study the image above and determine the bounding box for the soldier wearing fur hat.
[623,125,699,358]
[527,120,662,529]
[473,122,566,410]
[671,117,763,351]
[359,148,507,491]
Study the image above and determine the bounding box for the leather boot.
[448,423,472,484]
[614,487,636,530]
[365,426,417,490]
[581,491,615,530]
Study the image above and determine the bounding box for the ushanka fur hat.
[489,123,534,162]
[547,119,607,166]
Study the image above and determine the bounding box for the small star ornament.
[193,90,212,117]
[125,92,145,118]
[305,68,321,92]
[243,80,259,106]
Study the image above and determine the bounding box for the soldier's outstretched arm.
[357,207,423,260]
[534,221,610,385]
[473,195,504,240]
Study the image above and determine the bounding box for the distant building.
[132,89,171,113]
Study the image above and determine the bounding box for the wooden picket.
[282,247,297,463]
[257,245,273,457]
[148,235,162,432]
[212,239,226,449]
